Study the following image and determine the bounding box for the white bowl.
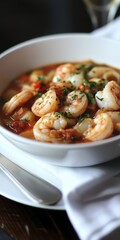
[0,34,120,167]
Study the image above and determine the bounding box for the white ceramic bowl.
[0,34,120,167]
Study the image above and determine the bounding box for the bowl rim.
[1,33,120,149]
[1,32,120,57]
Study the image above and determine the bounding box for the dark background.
[1,0,120,53]
[0,0,93,53]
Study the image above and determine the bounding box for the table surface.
[0,196,79,240]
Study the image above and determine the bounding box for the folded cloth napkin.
[60,159,120,240]
[1,17,120,240]
[92,16,120,40]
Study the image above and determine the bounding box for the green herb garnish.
[0,96,7,103]
[86,92,96,105]
[60,111,72,119]
[96,96,104,101]
[71,136,78,142]
[36,92,43,98]
[37,75,45,81]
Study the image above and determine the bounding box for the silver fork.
[0,155,62,205]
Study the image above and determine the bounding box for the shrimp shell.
[33,112,80,143]
[84,113,114,141]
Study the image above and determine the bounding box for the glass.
[83,0,120,28]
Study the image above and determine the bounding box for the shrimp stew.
[0,60,120,143]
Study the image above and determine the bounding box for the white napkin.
[0,133,120,240]
[92,16,120,40]
[1,17,120,240]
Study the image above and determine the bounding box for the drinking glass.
[83,0,120,28]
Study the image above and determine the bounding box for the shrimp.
[22,84,35,92]
[95,81,120,110]
[88,66,112,78]
[29,69,55,84]
[12,107,35,122]
[53,63,75,80]
[29,70,44,82]
[52,63,83,89]
[33,112,78,143]
[53,73,83,89]
[3,90,34,115]
[88,66,120,84]
[103,70,120,84]
[66,73,84,89]
[83,113,114,141]
[95,109,120,131]
[107,111,120,131]
[31,89,59,117]
[61,90,88,117]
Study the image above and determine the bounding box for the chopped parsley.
[71,136,78,142]
[60,111,72,119]
[96,96,104,101]
[79,92,84,99]
[86,92,96,105]
[22,118,29,122]
[72,94,77,100]
[54,112,62,118]
[98,78,106,88]
[37,75,45,81]
[78,117,86,123]
[82,78,97,90]
[0,96,7,103]
[36,92,43,98]
[71,91,84,101]
[76,63,94,81]
[89,81,97,89]
[62,87,70,95]
[80,65,89,80]
[56,77,61,82]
